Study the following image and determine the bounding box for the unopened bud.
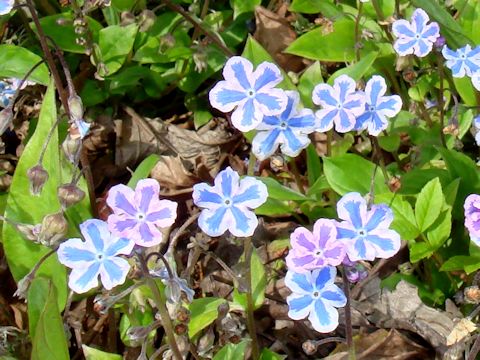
[62,135,81,163]
[176,307,190,323]
[120,11,135,26]
[16,223,41,241]
[57,183,85,209]
[68,93,84,123]
[174,323,187,335]
[344,263,368,283]
[126,325,152,342]
[14,273,34,300]
[0,106,13,135]
[27,164,49,195]
[138,10,155,32]
[38,212,68,247]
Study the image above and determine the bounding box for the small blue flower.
[312,75,365,133]
[0,0,14,15]
[74,119,91,139]
[392,8,440,57]
[472,115,480,146]
[192,167,268,237]
[209,56,288,132]
[285,267,346,333]
[355,75,402,136]
[0,78,35,108]
[442,45,480,78]
[251,90,316,160]
[57,219,134,293]
[335,192,401,262]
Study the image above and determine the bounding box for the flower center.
[247,89,255,98]
[336,103,342,110]
[314,249,323,257]
[358,229,367,237]
[368,105,375,112]
[224,199,232,206]
[461,54,466,60]
[97,254,104,260]
[313,291,320,298]
[414,33,420,40]
[280,121,287,128]
[136,213,146,221]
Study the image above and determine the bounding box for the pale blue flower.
[0,78,35,108]
[312,75,365,133]
[0,0,14,15]
[355,75,402,136]
[209,56,288,132]
[392,8,440,57]
[74,119,91,139]
[442,45,480,78]
[285,267,346,333]
[251,90,316,160]
[473,115,480,146]
[57,219,135,293]
[335,192,401,262]
[192,167,268,237]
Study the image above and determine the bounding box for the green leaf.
[399,168,451,195]
[410,242,435,263]
[453,76,477,106]
[230,0,260,18]
[426,206,451,249]
[233,247,267,310]
[96,24,138,77]
[82,345,122,360]
[29,278,69,360]
[306,144,322,187]
[376,194,419,241]
[328,51,379,83]
[257,177,307,201]
[241,36,296,90]
[213,339,250,360]
[188,297,226,338]
[298,61,323,108]
[2,80,67,310]
[255,198,293,216]
[260,348,286,360]
[307,175,330,197]
[457,0,480,44]
[127,154,160,188]
[286,19,355,62]
[0,45,49,85]
[119,308,155,347]
[440,255,480,274]
[289,0,340,16]
[411,0,472,48]
[36,13,103,54]
[378,134,400,152]
[414,177,444,232]
[323,154,388,195]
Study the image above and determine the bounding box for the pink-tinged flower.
[209,56,288,132]
[392,8,440,57]
[312,75,365,133]
[286,219,346,272]
[106,179,178,247]
[464,194,480,247]
[57,219,134,293]
[192,167,268,237]
[335,192,401,261]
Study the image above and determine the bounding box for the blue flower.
[0,78,35,108]
[355,76,402,136]
[0,0,14,15]
[335,192,401,262]
[442,45,480,78]
[192,167,268,237]
[472,115,480,146]
[209,56,288,132]
[251,90,316,160]
[57,219,134,293]
[392,8,440,57]
[312,75,365,133]
[285,267,346,333]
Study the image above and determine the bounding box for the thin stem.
[167,212,200,254]
[341,267,356,360]
[137,254,183,360]
[25,0,69,114]
[160,0,234,57]
[289,158,305,195]
[371,0,393,42]
[436,52,447,147]
[326,129,333,157]
[354,1,363,62]
[247,151,257,176]
[468,335,480,360]
[244,237,260,359]
[9,60,45,106]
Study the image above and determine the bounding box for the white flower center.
[247,89,255,98]
[224,198,232,206]
[336,103,342,110]
[96,253,105,261]
[280,121,287,129]
[357,229,367,237]
[312,291,320,298]
[314,249,323,257]
[136,213,146,221]
[414,33,420,40]
[368,105,375,112]
[461,54,466,60]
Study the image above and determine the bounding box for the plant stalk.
[244,237,260,359]
[342,267,356,360]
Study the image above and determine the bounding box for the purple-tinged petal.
[133,178,160,214]
[99,257,131,290]
[253,62,283,91]
[106,184,137,217]
[313,219,336,248]
[411,8,429,34]
[394,38,417,56]
[232,176,268,209]
[107,215,137,234]
[68,262,101,294]
[291,227,317,252]
[137,222,163,247]
[146,199,177,228]
[414,38,432,57]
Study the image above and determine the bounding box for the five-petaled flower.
[335,192,401,262]
[312,75,365,133]
[355,75,402,136]
[0,0,14,15]
[209,56,288,132]
[57,219,134,293]
[0,78,35,108]
[252,90,316,160]
[285,267,347,333]
[464,194,480,247]
[107,178,178,247]
[392,8,440,57]
[442,45,480,78]
[192,167,268,237]
[286,219,346,273]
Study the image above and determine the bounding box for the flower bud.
[38,212,68,247]
[57,183,85,209]
[16,223,41,241]
[138,10,155,32]
[176,307,191,323]
[62,135,81,163]
[27,164,49,195]
[0,106,13,135]
[344,263,368,283]
[67,93,83,123]
[174,323,187,335]
[14,273,34,300]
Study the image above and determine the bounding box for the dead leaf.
[446,318,476,346]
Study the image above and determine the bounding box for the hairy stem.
[244,237,260,359]
[342,268,356,360]
[354,1,363,62]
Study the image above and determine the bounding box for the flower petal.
[57,238,96,268]
[366,76,386,106]
[223,56,254,90]
[255,89,288,115]
[253,62,283,91]
[233,176,268,209]
[198,207,229,237]
[80,219,110,252]
[192,183,224,209]
[321,284,347,307]
[335,109,356,132]
[231,98,261,132]
[280,128,310,157]
[315,108,338,132]
[367,112,388,136]
[334,75,356,103]
[137,222,163,247]
[393,38,417,56]
[411,8,429,34]
[229,206,258,237]
[290,227,316,252]
[312,266,336,291]
[105,236,135,257]
[336,192,367,229]
[364,229,401,259]
[365,204,393,231]
[288,110,317,130]
[133,178,160,214]
[106,184,137,217]
[107,214,137,235]
[146,199,177,228]
[251,128,282,160]
[308,298,339,333]
[392,19,415,38]
[285,270,314,294]
[312,84,338,107]
[287,294,314,320]
[68,262,101,293]
[99,257,131,290]
[0,0,13,15]
[214,167,239,199]
[313,219,337,248]
[209,81,247,112]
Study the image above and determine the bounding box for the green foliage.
[0,45,49,85]
[298,61,323,108]
[82,345,122,360]
[188,297,226,338]
[127,154,160,188]
[213,339,250,360]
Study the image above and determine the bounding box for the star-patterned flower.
[209,56,288,132]
[392,8,440,57]
[442,45,480,78]
[57,219,134,293]
[464,194,480,247]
